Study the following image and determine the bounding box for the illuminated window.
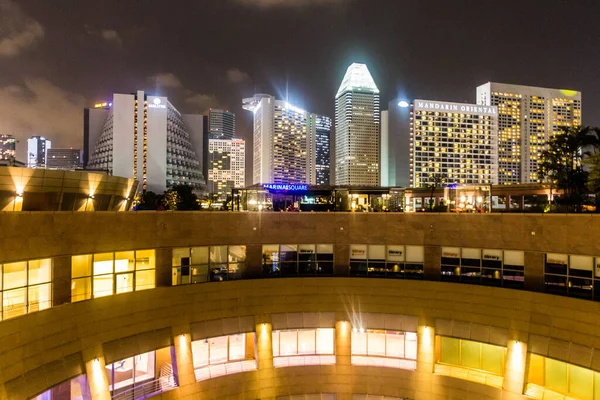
[435,336,506,387]
[350,245,424,279]
[351,329,417,369]
[272,328,335,367]
[1,258,51,320]
[192,333,257,381]
[262,244,334,277]
[106,347,176,397]
[526,354,599,400]
[172,245,246,285]
[32,375,91,400]
[71,250,155,302]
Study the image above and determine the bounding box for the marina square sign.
[262,183,308,192]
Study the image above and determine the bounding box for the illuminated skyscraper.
[86,90,204,192]
[334,63,380,186]
[243,94,308,185]
[476,83,582,184]
[207,138,245,201]
[307,114,331,185]
[27,136,51,168]
[208,109,235,139]
[406,100,499,188]
[0,135,16,161]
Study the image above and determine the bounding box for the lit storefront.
[0,258,52,320]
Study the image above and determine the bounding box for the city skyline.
[1,0,598,166]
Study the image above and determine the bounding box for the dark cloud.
[226,68,250,84]
[0,0,44,57]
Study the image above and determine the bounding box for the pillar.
[335,318,352,400]
[423,246,441,281]
[524,251,545,292]
[506,195,511,211]
[52,256,72,306]
[503,339,528,394]
[245,244,263,279]
[155,248,172,287]
[255,317,275,400]
[172,326,196,388]
[83,346,110,400]
[414,321,435,400]
[334,244,350,277]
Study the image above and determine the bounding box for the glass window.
[209,336,228,364]
[135,250,155,270]
[93,253,113,275]
[72,255,92,278]
[107,351,156,392]
[93,275,113,298]
[191,333,254,369]
[33,375,91,400]
[114,251,134,273]
[3,261,27,289]
[437,336,505,376]
[72,277,91,302]
[135,270,155,291]
[191,247,208,265]
[210,246,228,264]
[115,273,134,294]
[28,283,51,312]
[172,248,190,267]
[228,246,246,263]
[273,329,335,357]
[28,259,51,285]
[3,288,26,319]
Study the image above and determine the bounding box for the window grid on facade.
[0,258,52,320]
[351,329,418,370]
[272,328,336,367]
[544,253,600,301]
[261,244,334,277]
[191,333,257,381]
[172,245,246,284]
[349,245,424,279]
[71,250,155,302]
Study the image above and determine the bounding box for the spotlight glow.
[398,100,410,108]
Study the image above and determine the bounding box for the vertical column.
[52,256,72,306]
[83,346,110,400]
[255,316,275,400]
[335,318,352,400]
[525,251,545,292]
[506,195,511,211]
[414,321,435,400]
[334,244,350,277]
[423,246,441,281]
[155,248,172,287]
[503,339,528,394]
[172,325,196,388]
[245,244,263,279]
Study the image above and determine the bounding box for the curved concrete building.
[1,213,599,400]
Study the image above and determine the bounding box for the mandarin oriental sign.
[415,100,497,116]
[262,183,308,192]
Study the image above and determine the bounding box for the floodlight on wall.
[15,192,23,198]
[398,100,410,108]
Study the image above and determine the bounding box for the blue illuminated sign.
[262,183,308,192]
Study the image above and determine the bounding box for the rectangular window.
[526,354,597,400]
[1,258,52,321]
[191,333,257,381]
[351,329,417,370]
[33,375,91,400]
[272,328,335,367]
[436,336,506,387]
[71,250,156,302]
[350,245,423,279]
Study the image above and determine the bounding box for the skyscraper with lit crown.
[334,63,380,186]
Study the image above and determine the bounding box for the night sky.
[1,0,599,165]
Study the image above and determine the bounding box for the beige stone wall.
[0,212,599,264]
[2,278,600,400]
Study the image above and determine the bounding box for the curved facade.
[1,213,600,400]
[0,167,136,212]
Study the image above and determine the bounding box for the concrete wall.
[3,278,600,400]
[0,212,598,264]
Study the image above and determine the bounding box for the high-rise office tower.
[0,135,16,161]
[334,63,380,186]
[207,138,245,200]
[27,136,51,168]
[307,114,331,185]
[401,99,499,188]
[243,94,308,185]
[46,148,83,170]
[205,109,242,200]
[86,90,204,192]
[476,83,582,184]
[208,109,235,139]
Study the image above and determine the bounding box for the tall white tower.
[334,63,380,186]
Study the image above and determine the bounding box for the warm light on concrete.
[417,324,434,373]
[503,339,527,394]
[83,348,110,400]
[173,329,195,387]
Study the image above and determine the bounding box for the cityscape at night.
[1,1,600,400]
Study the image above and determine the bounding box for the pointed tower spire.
[335,63,379,99]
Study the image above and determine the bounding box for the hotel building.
[85,90,204,193]
[207,138,245,200]
[243,94,308,185]
[27,136,51,168]
[335,63,380,186]
[406,99,499,188]
[476,83,582,184]
[307,113,331,185]
[208,109,235,139]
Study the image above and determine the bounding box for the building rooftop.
[335,63,379,98]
